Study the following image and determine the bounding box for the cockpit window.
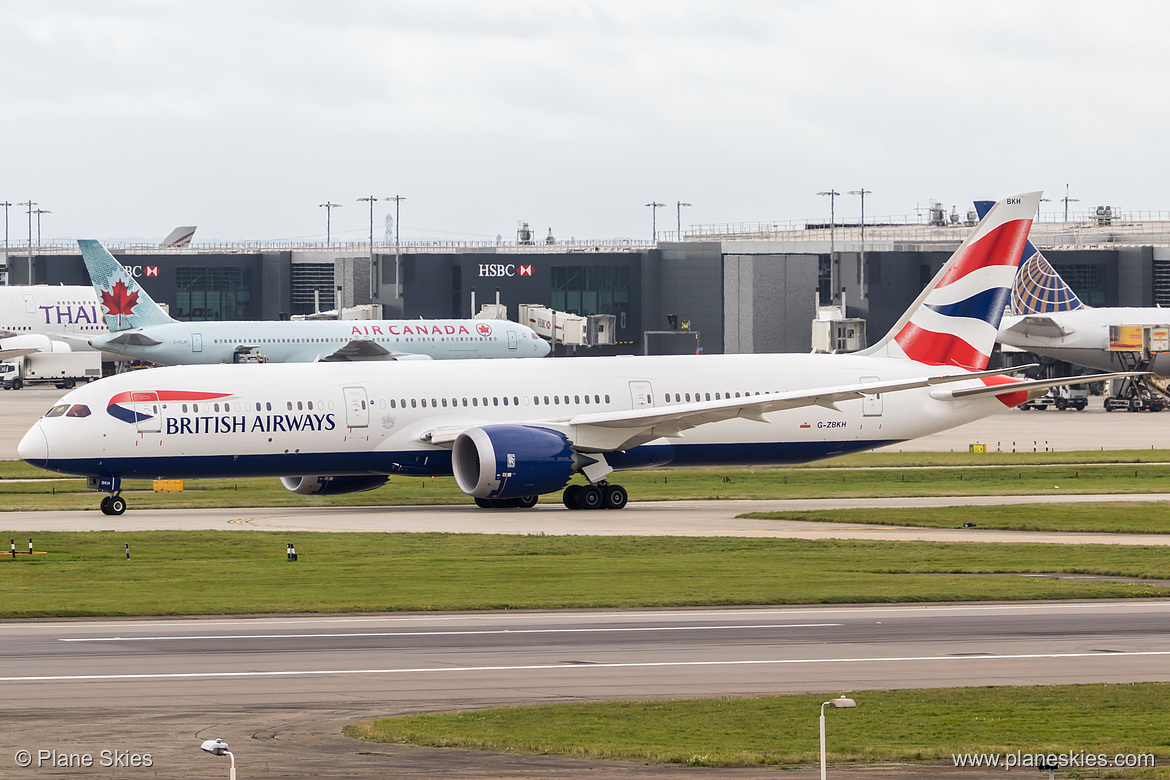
[65,404,92,418]
[45,404,70,418]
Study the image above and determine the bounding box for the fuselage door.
[23,294,36,315]
[860,376,882,417]
[192,333,203,353]
[132,391,162,433]
[629,380,654,408]
[507,329,518,350]
[342,386,369,428]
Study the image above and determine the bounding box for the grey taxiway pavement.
[6,496,1170,546]
[4,601,1169,779]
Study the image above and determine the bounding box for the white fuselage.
[91,318,550,364]
[20,353,1014,481]
[998,309,1170,375]
[0,285,107,350]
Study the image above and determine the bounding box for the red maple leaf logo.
[101,280,139,318]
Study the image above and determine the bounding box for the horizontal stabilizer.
[1002,315,1075,338]
[936,371,1147,401]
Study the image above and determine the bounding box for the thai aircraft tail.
[78,240,176,332]
[973,200,1085,315]
[861,191,1041,370]
[160,226,197,248]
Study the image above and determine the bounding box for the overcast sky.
[4,1,1169,244]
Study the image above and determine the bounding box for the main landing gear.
[562,482,628,511]
[99,494,127,516]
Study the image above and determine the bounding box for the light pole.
[848,189,871,289]
[817,190,841,303]
[1061,183,1079,223]
[384,195,406,299]
[645,201,665,242]
[33,208,51,247]
[819,696,856,780]
[319,201,342,247]
[1,201,10,285]
[199,739,236,780]
[676,201,691,239]
[18,201,35,284]
[357,196,378,300]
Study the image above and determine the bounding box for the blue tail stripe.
[924,286,1012,323]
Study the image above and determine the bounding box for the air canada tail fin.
[973,200,1084,315]
[860,191,1041,371]
[160,226,196,248]
[78,240,176,332]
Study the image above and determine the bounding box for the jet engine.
[452,425,575,499]
[279,475,389,495]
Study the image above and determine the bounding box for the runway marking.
[59,623,843,642]
[5,651,1170,683]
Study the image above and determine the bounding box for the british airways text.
[165,413,337,435]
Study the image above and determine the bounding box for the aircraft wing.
[321,339,434,362]
[0,347,40,360]
[423,367,1027,452]
[1001,315,1075,338]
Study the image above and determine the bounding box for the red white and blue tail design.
[863,191,1041,370]
[973,199,1084,316]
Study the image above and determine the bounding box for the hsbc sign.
[478,263,534,278]
[126,265,160,278]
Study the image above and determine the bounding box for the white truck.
[0,351,102,390]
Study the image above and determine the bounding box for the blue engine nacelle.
[279,475,388,495]
[452,425,576,499]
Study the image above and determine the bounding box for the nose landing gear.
[99,494,127,515]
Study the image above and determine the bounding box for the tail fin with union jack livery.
[860,191,1041,370]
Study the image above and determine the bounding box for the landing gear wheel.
[516,495,538,509]
[563,484,582,509]
[602,484,628,510]
[474,497,493,508]
[576,485,603,510]
[100,496,111,514]
[101,495,126,515]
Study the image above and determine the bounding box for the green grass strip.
[344,683,1170,773]
[5,461,1170,512]
[743,501,1170,534]
[0,532,1168,618]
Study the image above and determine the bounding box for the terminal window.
[176,267,253,321]
[551,265,630,319]
[1054,263,1105,306]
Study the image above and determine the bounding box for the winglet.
[78,240,175,332]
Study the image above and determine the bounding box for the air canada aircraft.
[79,240,550,364]
[979,200,1170,376]
[22,192,1142,515]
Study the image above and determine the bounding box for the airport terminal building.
[7,208,1170,356]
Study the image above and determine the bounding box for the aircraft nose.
[18,424,48,466]
[535,338,551,357]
